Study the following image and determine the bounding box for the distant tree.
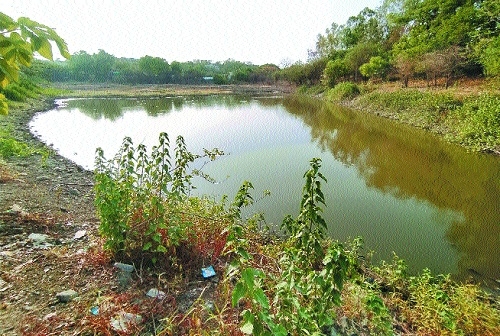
[0,12,69,114]
[138,55,170,83]
[93,50,115,82]
[322,58,349,87]
[315,23,343,59]
[479,36,500,76]
[359,56,390,81]
[345,43,379,82]
[277,62,308,86]
[340,7,385,49]
[394,54,416,87]
[420,46,464,87]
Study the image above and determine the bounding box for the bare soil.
[0,97,106,335]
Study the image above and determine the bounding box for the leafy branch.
[0,12,70,114]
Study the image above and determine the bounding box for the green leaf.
[242,268,256,290]
[0,13,17,31]
[156,245,167,253]
[240,320,254,334]
[0,94,8,115]
[143,242,152,251]
[253,288,270,310]
[232,282,246,307]
[240,310,255,334]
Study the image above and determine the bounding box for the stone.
[110,312,143,332]
[73,230,86,240]
[114,262,134,273]
[11,204,29,217]
[28,233,53,248]
[56,289,78,303]
[146,288,166,300]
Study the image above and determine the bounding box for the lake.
[29,94,500,286]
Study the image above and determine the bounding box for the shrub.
[0,128,32,158]
[449,94,500,151]
[94,132,224,264]
[326,82,360,102]
[229,158,355,335]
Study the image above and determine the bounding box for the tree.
[322,58,349,87]
[138,55,169,80]
[345,43,379,82]
[0,12,69,114]
[359,56,390,81]
[394,53,416,87]
[479,35,500,76]
[420,46,464,87]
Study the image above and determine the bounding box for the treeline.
[32,52,280,85]
[15,0,500,89]
[280,0,499,88]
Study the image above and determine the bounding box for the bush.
[94,132,225,264]
[0,128,32,158]
[449,94,500,151]
[326,82,360,102]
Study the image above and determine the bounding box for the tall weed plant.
[230,158,356,335]
[94,132,223,263]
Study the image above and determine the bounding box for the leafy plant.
[449,93,500,151]
[94,132,223,263]
[0,12,70,114]
[0,127,31,158]
[230,158,354,335]
[326,82,361,102]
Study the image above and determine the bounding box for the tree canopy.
[281,0,500,87]
[0,12,69,114]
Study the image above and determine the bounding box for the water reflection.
[63,95,258,120]
[284,95,500,285]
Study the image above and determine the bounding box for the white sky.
[3,0,381,65]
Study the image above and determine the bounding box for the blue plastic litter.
[90,306,99,315]
[201,265,216,278]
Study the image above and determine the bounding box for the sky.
[3,0,382,66]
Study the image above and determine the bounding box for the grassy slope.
[321,78,500,154]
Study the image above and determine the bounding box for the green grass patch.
[447,94,500,152]
[0,127,32,158]
[325,82,361,102]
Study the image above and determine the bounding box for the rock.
[11,204,29,217]
[114,263,135,289]
[56,289,78,303]
[110,312,143,332]
[146,288,166,300]
[69,188,80,196]
[73,230,86,240]
[114,262,134,273]
[28,233,53,249]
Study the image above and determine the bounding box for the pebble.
[110,312,143,332]
[28,233,53,248]
[73,230,86,240]
[146,288,166,300]
[114,263,134,273]
[56,289,78,303]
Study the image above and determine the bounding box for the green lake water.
[29,95,500,286]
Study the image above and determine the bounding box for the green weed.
[326,82,361,102]
[94,132,224,265]
[230,158,354,335]
[447,94,500,152]
[0,128,32,158]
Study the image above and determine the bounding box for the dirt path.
[0,97,107,334]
